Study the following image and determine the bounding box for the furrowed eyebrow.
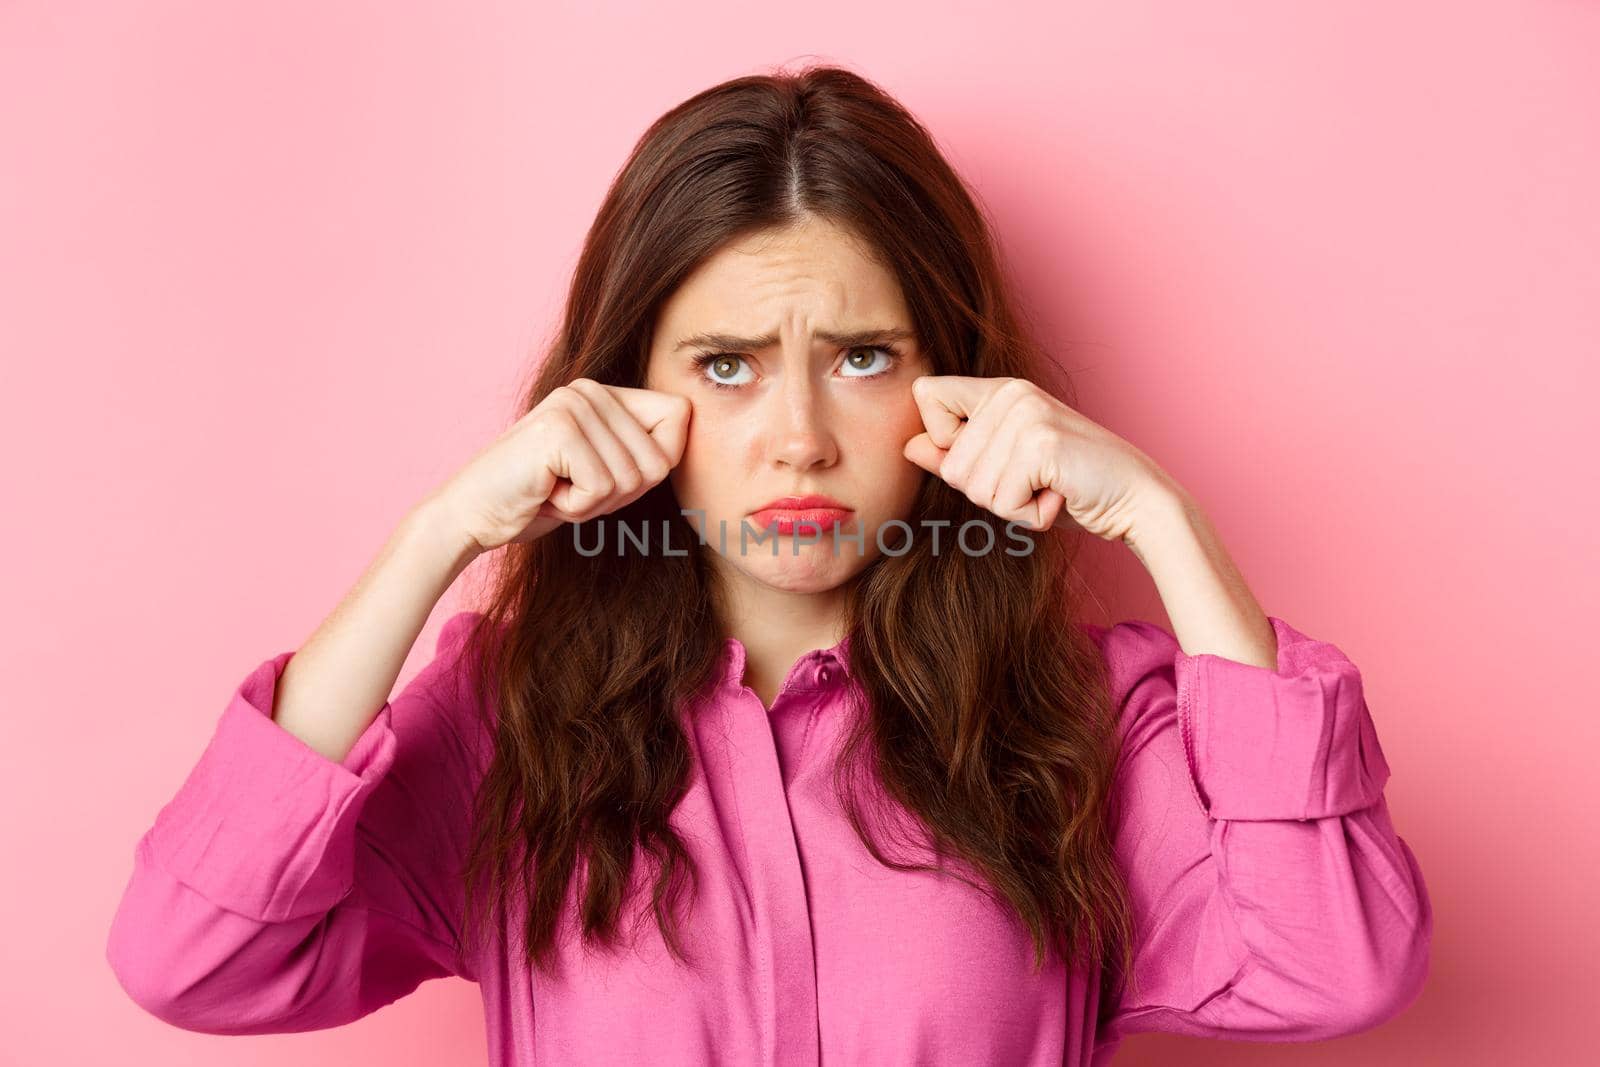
[673,327,915,353]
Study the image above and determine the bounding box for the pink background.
[2,2,1594,1064]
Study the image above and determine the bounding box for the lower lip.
[748,508,854,535]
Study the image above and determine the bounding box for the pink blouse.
[106,610,1432,1064]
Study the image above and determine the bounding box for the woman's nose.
[768,374,837,470]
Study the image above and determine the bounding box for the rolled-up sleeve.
[1090,616,1432,1047]
[106,610,488,1034]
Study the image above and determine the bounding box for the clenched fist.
[903,374,1172,544]
[432,378,691,551]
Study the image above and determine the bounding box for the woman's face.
[645,216,931,596]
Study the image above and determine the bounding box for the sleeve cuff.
[142,650,400,922]
[1174,616,1392,821]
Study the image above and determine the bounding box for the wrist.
[1121,473,1194,565]
[400,495,484,579]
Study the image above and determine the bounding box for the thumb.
[614,384,692,464]
[903,432,947,476]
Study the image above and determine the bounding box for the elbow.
[1355,896,1433,1034]
[105,861,248,1035]
[1271,868,1435,1040]
[106,916,282,1036]
[1338,939,1430,1037]
[106,907,192,1031]
[1262,938,1430,1043]
[1328,824,1435,1037]
[105,852,369,1036]
[1362,835,1434,1030]
[1329,878,1434,1038]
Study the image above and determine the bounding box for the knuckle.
[996,377,1031,402]
[663,394,692,421]
[642,456,671,483]
[615,466,644,495]
[545,385,578,410]
[1022,418,1055,447]
[1016,390,1050,417]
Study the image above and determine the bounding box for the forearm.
[1123,480,1278,670]
[270,496,483,763]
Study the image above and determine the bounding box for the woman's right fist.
[432,378,691,552]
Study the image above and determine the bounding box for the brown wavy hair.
[448,62,1136,1005]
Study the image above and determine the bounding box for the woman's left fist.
[903,374,1170,542]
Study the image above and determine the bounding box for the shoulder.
[1080,618,1180,666]
[1078,618,1184,712]
[410,609,489,706]
[1077,618,1209,751]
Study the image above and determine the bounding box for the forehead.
[654,219,911,336]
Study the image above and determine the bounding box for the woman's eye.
[839,346,897,378]
[691,345,899,390]
[694,353,754,390]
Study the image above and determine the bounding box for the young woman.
[107,64,1432,1065]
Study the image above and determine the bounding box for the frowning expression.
[645,216,930,594]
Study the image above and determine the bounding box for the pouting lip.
[748,494,852,514]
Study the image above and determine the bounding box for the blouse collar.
[719,632,854,694]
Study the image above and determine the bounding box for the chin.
[729,552,866,595]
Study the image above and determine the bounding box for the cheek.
[865,391,925,446]
[669,405,743,506]
[853,396,926,500]
[668,432,710,499]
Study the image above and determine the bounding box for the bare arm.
[1122,478,1279,669]
[271,376,692,763]
[269,495,482,764]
